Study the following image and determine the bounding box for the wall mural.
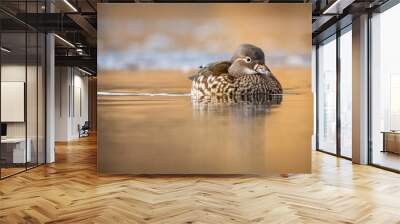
[97,3,312,174]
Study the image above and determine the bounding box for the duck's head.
[228,44,270,77]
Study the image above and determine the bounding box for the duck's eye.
[245,57,252,63]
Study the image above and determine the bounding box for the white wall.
[1,64,46,164]
[55,67,69,141]
[1,65,37,138]
[55,67,89,141]
[1,65,26,131]
[71,73,89,138]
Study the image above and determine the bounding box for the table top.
[1,138,28,143]
[381,131,400,134]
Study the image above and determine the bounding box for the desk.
[382,131,400,154]
[1,138,31,163]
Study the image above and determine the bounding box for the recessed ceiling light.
[54,34,75,48]
[323,0,354,15]
[1,47,11,53]
[78,67,93,76]
[63,0,78,12]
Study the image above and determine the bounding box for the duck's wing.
[188,61,231,80]
[190,61,236,96]
[265,71,283,94]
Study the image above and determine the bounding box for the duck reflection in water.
[191,94,283,117]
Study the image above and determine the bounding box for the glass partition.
[0,3,46,179]
[371,3,400,171]
[339,28,352,158]
[1,31,28,177]
[316,26,353,159]
[317,36,337,154]
[27,31,38,169]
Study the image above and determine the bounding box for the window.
[339,28,352,158]
[316,26,352,159]
[371,3,400,171]
[317,36,337,154]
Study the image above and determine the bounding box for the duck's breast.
[235,74,282,95]
[191,74,236,97]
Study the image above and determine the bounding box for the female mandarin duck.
[190,44,282,97]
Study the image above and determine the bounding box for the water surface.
[98,68,312,174]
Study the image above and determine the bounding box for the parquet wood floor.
[1,135,400,223]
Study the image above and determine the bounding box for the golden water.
[98,68,312,174]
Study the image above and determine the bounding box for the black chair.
[79,121,90,138]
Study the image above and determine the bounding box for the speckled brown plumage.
[191,61,282,97]
[190,44,282,97]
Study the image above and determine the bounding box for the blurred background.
[98,4,311,93]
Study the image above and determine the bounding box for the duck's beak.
[254,64,268,75]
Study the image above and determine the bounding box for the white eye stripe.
[234,57,252,63]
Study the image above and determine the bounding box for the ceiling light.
[323,0,355,15]
[76,48,85,55]
[1,47,11,53]
[78,67,93,76]
[54,34,75,48]
[63,0,78,12]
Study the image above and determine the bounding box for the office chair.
[79,121,90,138]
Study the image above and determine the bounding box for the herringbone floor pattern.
[1,135,400,224]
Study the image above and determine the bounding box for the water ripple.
[98,91,299,97]
[98,91,191,97]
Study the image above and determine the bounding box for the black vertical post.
[367,11,373,165]
[25,0,28,171]
[69,69,71,118]
[0,23,2,179]
[336,27,341,157]
[36,0,39,168]
[73,68,75,118]
[44,0,48,165]
[316,44,320,150]
[44,34,47,165]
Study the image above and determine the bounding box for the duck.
[190,44,282,97]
